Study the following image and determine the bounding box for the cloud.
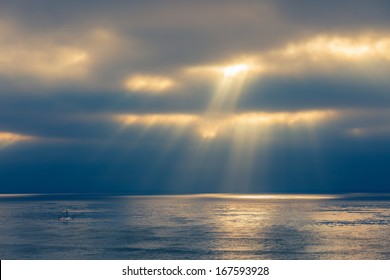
[0,19,128,90]
[0,1,290,93]
[0,0,389,194]
[113,110,338,139]
[281,35,390,60]
[0,20,89,82]
[0,45,89,80]
[265,34,390,78]
[185,33,390,83]
[272,0,390,31]
[2,1,389,95]
[0,132,34,148]
[114,114,196,126]
[124,75,177,93]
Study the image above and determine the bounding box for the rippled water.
[0,194,389,259]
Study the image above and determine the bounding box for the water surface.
[0,194,389,259]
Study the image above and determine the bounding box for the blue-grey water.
[0,194,389,260]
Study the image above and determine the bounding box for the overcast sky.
[0,0,389,194]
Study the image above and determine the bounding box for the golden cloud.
[113,110,337,139]
[0,21,90,80]
[0,132,34,147]
[0,20,125,85]
[185,34,390,80]
[124,75,176,93]
[228,111,336,125]
[185,56,262,79]
[0,46,89,79]
[114,114,197,126]
[281,35,390,61]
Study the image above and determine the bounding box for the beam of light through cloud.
[205,61,259,115]
[0,132,34,148]
[124,75,176,93]
[112,108,339,192]
[184,57,262,79]
[2,0,390,198]
[222,64,250,78]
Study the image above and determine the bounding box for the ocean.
[0,194,389,260]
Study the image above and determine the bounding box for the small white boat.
[58,209,73,222]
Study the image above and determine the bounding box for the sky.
[0,0,389,194]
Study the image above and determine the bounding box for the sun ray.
[207,63,253,115]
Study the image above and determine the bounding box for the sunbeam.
[207,63,253,113]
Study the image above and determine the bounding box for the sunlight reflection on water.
[0,194,389,259]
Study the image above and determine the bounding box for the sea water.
[0,194,389,259]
